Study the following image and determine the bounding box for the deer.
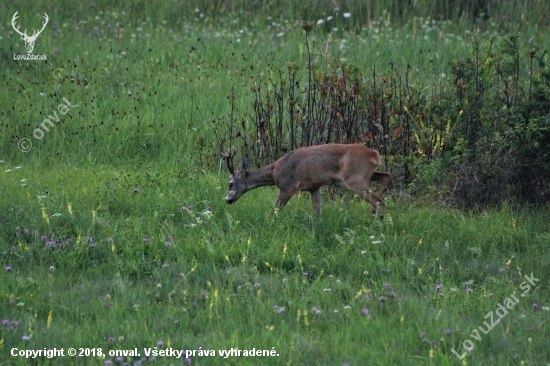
[223,144,391,218]
[11,11,49,54]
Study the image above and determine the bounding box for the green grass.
[1,1,550,365]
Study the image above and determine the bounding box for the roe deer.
[224,144,391,218]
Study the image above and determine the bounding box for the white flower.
[343,13,351,18]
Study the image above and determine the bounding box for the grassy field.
[1,1,550,365]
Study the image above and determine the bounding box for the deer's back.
[272,144,380,190]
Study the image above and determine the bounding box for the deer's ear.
[239,156,249,172]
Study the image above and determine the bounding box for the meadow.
[1,1,550,365]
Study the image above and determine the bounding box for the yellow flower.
[41,206,50,224]
[418,268,423,275]
[47,310,53,328]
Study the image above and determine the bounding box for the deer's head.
[12,11,49,54]
[224,151,249,204]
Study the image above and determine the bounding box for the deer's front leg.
[274,187,298,212]
[309,188,321,216]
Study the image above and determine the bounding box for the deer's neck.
[246,163,276,190]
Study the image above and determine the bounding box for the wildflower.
[22,335,30,341]
[435,284,443,291]
[488,293,494,298]
[107,337,115,342]
[445,329,452,335]
[462,281,469,286]
[389,291,396,298]
[162,264,168,269]
[361,308,369,315]
[157,340,164,347]
[133,188,140,193]
[379,296,386,302]
[311,307,321,315]
[532,303,538,309]
[384,283,390,289]
[115,357,123,363]
[467,288,473,294]
[2,319,10,326]
[105,360,113,366]
[142,238,149,243]
[5,266,12,272]
[185,357,192,364]
[303,272,309,277]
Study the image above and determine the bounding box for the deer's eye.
[228,183,233,189]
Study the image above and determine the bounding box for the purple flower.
[466,345,474,353]
[378,296,386,302]
[303,272,309,277]
[532,303,538,309]
[462,281,469,287]
[24,228,30,234]
[389,291,396,298]
[115,357,124,363]
[5,266,12,272]
[107,336,115,342]
[142,238,149,243]
[361,308,369,315]
[488,293,493,298]
[467,288,473,294]
[185,357,192,364]
[311,306,321,315]
[499,268,505,273]
[133,188,140,193]
[162,264,168,269]
[435,284,443,291]
[105,360,113,366]
[444,268,449,273]
[384,283,390,289]
[157,340,164,347]
[445,329,452,335]
[22,335,30,341]
[2,319,10,326]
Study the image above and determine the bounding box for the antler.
[222,150,237,174]
[11,11,49,39]
[11,11,26,38]
[32,13,49,38]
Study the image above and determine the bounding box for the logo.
[12,11,48,61]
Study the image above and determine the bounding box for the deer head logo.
[11,11,49,54]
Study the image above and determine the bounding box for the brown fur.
[225,144,391,217]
